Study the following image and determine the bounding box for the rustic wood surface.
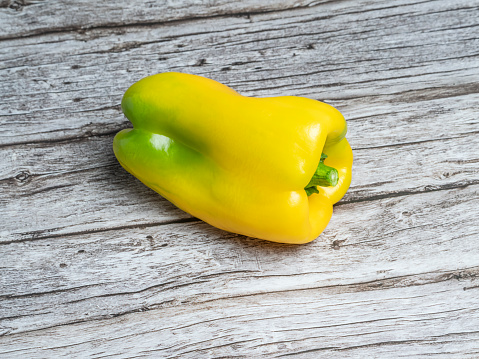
[1,0,479,357]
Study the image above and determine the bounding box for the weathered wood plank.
[0,128,479,243]
[1,0,478,243]
[1,184,478,335]
[0,0,325,40]
[1,94,477,243]
[1,0,479,357]
[0,0,477,145]
[1,270,478,357]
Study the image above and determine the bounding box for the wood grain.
[1,125,478,243]
[0,0,327,40]
[2,184,479,334]
[1,0,477,145]
[2,278,479,358]
[1,0,479,357]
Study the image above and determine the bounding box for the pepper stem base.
[305,154,338,196]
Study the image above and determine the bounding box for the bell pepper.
[113,72,353,244]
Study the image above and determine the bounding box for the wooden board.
[1,0,479,357]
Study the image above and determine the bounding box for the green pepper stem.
[304,154,339,196]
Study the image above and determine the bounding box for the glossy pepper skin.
[113,72,353,244]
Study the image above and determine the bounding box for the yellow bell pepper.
[113,72,353,244]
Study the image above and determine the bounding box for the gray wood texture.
[1,0,479,357]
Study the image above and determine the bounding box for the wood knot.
[331,239,347,250]
[8,0,26,11]
[81,122,97,137]
[194,58,207,67]
[15,170,31,184]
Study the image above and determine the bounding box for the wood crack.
[351,130,479,151]
[1,217,199,245]
[0,0,465,43]
[338,179,479,205]
[3,266,478,338]
[1,85,477,149]
[0,127,124,149]
[1,270,261,305]
[0,283,108,301]
[1,180,477,245]
[0,2,322,42]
